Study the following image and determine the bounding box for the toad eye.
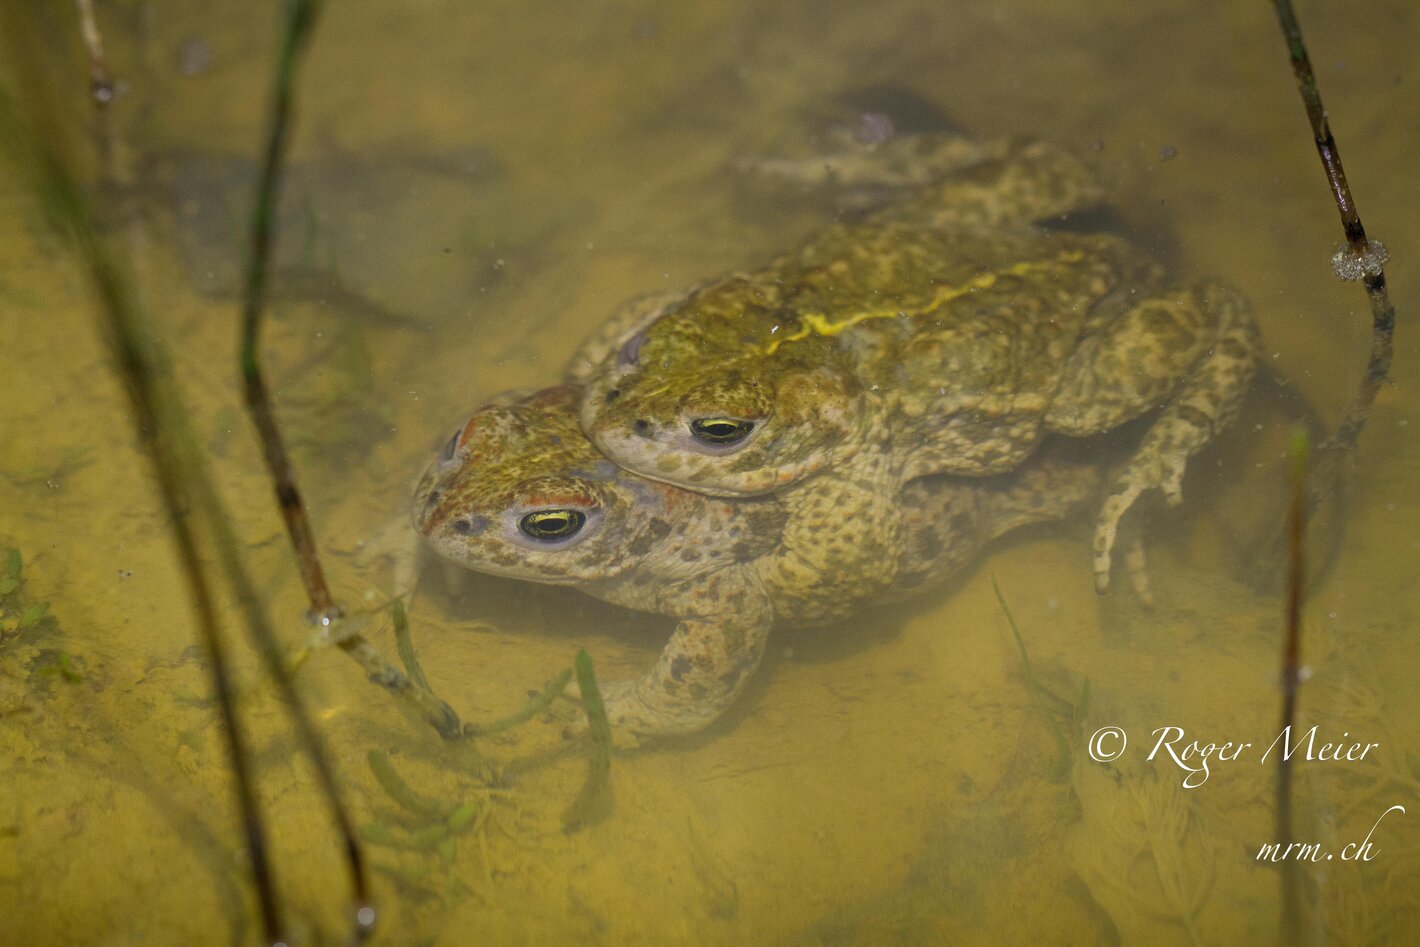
[689,418,755,446]
[517,509,587,542]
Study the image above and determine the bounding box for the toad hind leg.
[1086,282,1260,590]
[903,139,1108,231]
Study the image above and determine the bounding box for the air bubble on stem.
[1331,240,1389,281]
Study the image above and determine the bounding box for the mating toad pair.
[413,134,1260,741]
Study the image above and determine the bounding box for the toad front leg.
[596,577,774,741]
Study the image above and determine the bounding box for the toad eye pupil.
[689,418,755,445]
[518,509,587,541]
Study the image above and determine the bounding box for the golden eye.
[689,418,755,446]
[518,509,587,541]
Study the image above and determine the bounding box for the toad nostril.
[449,514,489,537]
[604,388,621,404]
[424,489,442,507]
[632,419,652,436]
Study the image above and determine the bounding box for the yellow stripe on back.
[761,249,1086,355]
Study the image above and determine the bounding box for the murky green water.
[3,1,1419,944]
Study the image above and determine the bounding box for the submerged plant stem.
[239,0,337,621]
[1268,5,1394,933]
[391,599,432,692]
[0,77,290,947]
[73,0,115,102]
[562,651,614,832]
[329,621,464,739]
[1271,0,1396,494]
[992,577,1072,779]
[466,668,574,737]
[4,3,382,939]
[367,750,449,818]
[236,0,466,747]
[1275,428,1310,942]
